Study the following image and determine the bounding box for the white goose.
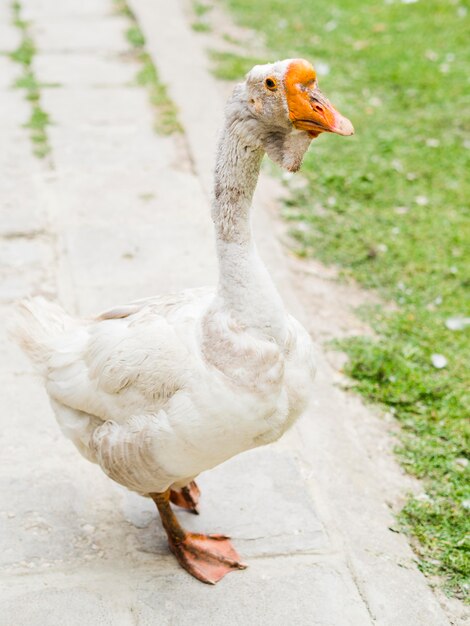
[11,59,353,584]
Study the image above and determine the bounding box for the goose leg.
[169,480,201,514]
[150,490,247,584]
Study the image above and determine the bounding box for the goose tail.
[8,297,79,374]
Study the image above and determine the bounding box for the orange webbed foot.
[169,481,201,515]
[152,489,246,584]
[169,533,247,584]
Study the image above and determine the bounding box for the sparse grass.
[113,0,181,135]
[10,36,35,65]
[191,0,214,33]
[194,1,213,17]
[136,53,182,135]
[9,1,52,159]
[14,72,60,101]
[209,50,263,80]
[26,106,51,158]
[221,32,241,46]
[191,21,212,33]
[219,0,470,601]
[126,24,145,48]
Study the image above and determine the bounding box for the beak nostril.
[313,105,324,113]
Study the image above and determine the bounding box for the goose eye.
[265,77,277,91]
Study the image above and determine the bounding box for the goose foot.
[169,533,247,584]
[169,480,200,515]
[151,489,246,584]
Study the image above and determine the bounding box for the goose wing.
[45,288,214,422]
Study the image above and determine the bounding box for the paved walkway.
[0,0,461,624]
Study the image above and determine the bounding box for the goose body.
[19,287,313,495]
[11,58,353,583]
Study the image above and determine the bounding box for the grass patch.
[126,24,145,48]
[27,106,51,158]
[191,21,212,33]
[219,0,470,601]
[10,36,35,65]
[9,1,52,159]
[112,0,132,18]
[221,32,241,46]
[136,53,182,135]
[194,1,213,17]
[209,50,263,80]
[113,0,181,135]
[191,0,213,32]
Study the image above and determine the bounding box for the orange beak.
[284,59,354,139]
[291,86,354,138]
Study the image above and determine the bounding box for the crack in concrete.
[1,229,49,240]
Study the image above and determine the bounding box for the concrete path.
[0,0,462,624]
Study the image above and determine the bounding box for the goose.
[10,58,353,585]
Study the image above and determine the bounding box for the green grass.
[136,53,182,135]
[126,24,145,48]
[113,0,181,135]
[26,106,51,158]
[219,0,470,601]
[10,36,35,65]
[209,50,263,79]
[191,21,212,33]
[193,1,213,17]
[9,1,52,159]
[191,0,214,32]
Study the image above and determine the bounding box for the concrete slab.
[0,181,47,238]
[0,556,373,626]
[0,23,20,54]
[0,588,120,626]
[133,556,374,626]
[44,126,164,173]
[41,87,152,127]
[0,92,30,129]
[22,0,111,21]
[34,53,137,87]
[0,138,44,239]
[0,56,20,89]
[0,235,54,302]
[175,448,328,556]
[33,17,130,54]
[55,176,215,285]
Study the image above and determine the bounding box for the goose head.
[229,58,354,172]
